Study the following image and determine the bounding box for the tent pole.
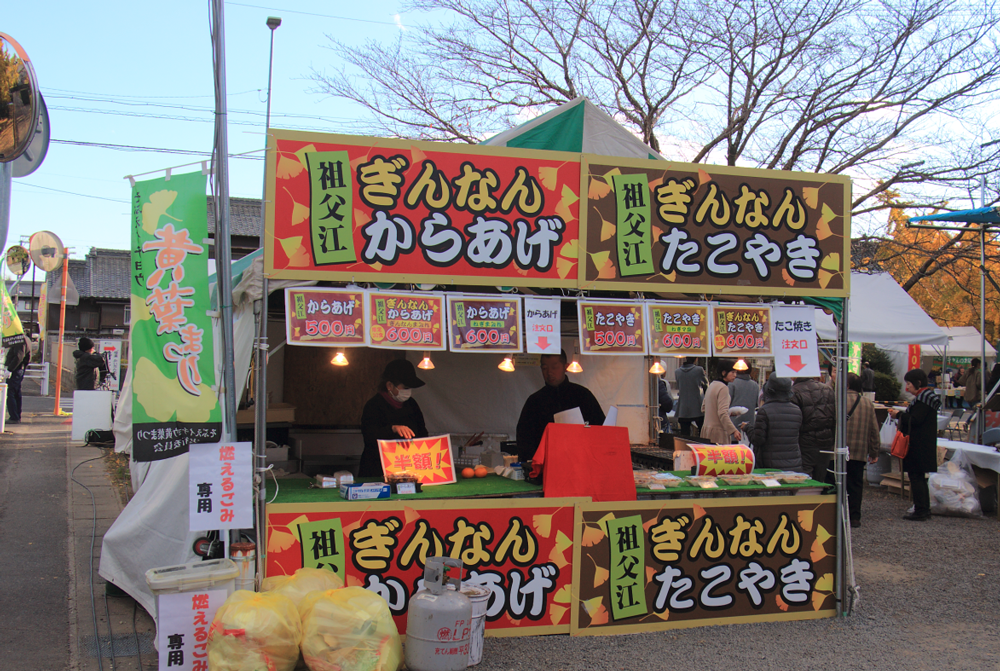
[835,297,849,614]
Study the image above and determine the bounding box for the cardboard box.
[236,403,296,425]
[340,482,390,500]
[265,445,289,461]
[673,436,697,472]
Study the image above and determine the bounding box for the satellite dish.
[12,93,49,178]
[28,230,64,272]
[0,33,41,163]
[5,245,30,276]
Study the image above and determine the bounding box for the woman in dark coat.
[751,376,803,471]
[889,368,940,521]
[359,359,429,478]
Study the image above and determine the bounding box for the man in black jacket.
[516,350,605,463]
[73,337,109,390]
[5,333,31,424]
[791,377,836,482]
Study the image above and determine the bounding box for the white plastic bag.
[929,449,982,518]
[879,416,897,450]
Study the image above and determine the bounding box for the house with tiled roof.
[45,248,130,337]
[207,196,261,259]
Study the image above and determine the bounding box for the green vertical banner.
[848,342,862,375]
[607,514,647,620]
[612,173,653,277]
[0,281,25,346]
[131,172,221,462]
[305,151,356,265]
[298,518,346,577]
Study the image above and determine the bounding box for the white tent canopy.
[928,326,996,359]
[816,272,948,346]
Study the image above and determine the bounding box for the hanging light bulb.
[567,342,583,373]
[417,352,435,370]
[330,350,349,366]
[649,359,666,375]
[734,358,749,371]
[498,355,515,372]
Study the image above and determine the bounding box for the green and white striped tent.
[481,97,664,160]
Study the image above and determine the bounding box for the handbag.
[890,430,910,459]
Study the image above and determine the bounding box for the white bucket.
[461,585,491,666]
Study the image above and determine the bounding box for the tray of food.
[718,474,754,486]
[774,472,811,483]
[652,473,684,487]
[685,475,719,487]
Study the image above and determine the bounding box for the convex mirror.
[0,32,41,163]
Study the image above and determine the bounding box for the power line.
[225,1,404,27]
[52,139,267,158]
[43,86,262,100]
[13,183,131,204]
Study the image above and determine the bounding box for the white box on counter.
[339,482,391,500]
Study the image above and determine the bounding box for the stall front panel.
[570,496,837,635]
[265,497,586,637]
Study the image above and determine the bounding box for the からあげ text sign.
[285,288,365,347]
[578,301,647,355]
[367,291,446,351]
[646,303,711,356]
[711,305,773,356]
[572,497,837,634]
[448,295,522,353]
[378,434,457,485]
[265,131,582,288]
[581,156,849,296]
[265,498,581,636]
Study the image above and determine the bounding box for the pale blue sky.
[3,1,411,267]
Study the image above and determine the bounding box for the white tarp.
[928,326,997,359]
[816,272,948,346]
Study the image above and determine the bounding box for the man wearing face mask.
[359,358,429,478]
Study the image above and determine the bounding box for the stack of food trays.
[685,475,719,487]
[718,474,754,486]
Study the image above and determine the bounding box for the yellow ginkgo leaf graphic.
[797,508,814,532]
[276,153,305,180]
[560,184,580,207]
[596,512,617,537]
[821,253,840,271]
[553,584,572,604]
[556,257,576,280]
[581,524,605,546]
[548,545,569,569]
[802,186,819,209]
[821,203,837,225]
[814,573,834,592]
[697,168,712,186]
[660,271,676,282]
[539,166,560,191]
[554,530,573,553]
[593,564,610,588]
[815,216,833,240]
[815,523,832,544]
[812,590,830,611]
[549,605,568,627]
[559,240,579,259]
[266,528,295,553]
[589,177,612,200]
[818,269,833,289]
[600,216,616,242]
[581,596,604,617]
[532,513,553,538]
[142,190,180,234]
[133,357,218,422]
[282,187,309,225]
[354,208,370,228]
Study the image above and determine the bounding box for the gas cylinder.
[405,557,472,671]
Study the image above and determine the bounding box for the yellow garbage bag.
[299,586,402,671]
[207,590,302,671]
[261,567,344,608]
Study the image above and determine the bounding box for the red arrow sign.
[786,355,807,372]
[536,336,550,351]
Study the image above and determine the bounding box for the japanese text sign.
[0,280,25,346]
[131,172,221,462]
[285,288,366,347]
[578,301,646,355]
[97,340,123,392]
[366,291,446,351]
[572,497,837,634]
[157,589,227,671]
[378,434,456,485]
[265,498,582,636]
[688,444,755,476]
[711,305,772,356]
[645,302,711,356]
[908,345,921,371]
[448,295,522,353]
[581,156,850,296]
[189,442,253,531]
[771,305,820,377]
[265,131,582,288]
[524,297,562,354]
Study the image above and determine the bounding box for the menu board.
[578,301,647,355]
[711,305,772,356]
[447,295,522,353]
[646,302,711,356]
[285,288,366,347]
[366,291,446,350]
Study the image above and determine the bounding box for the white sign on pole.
[189,442,253,531]
[524,298,561,354]
[157,589,228,670]
[97,339,122,391]
[771,305,820,378]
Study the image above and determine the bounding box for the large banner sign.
[571,497,837,634]
[265,499,582,637]
[581,157,849,295]
[0,281,25,346]
[265,131,583,288]
[131,172,221,462]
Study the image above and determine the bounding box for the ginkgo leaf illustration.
[539,166,560,191]
[648,176,663,191]
[660,271,676,282]
[555,199,576,223]
[281,187,309,225]
[814,573,834,592]
[697,168,712,186]
[581,596,603,617]
[602,167,622,186]
[646,565,657,583]
[278,236,311,268]
[581,524,605,546]
[818,269,833,288]
[555,530,573,553]
[815,523,832,544]
[267,528,295,553]
[821,253,840,271]
[797,509,814,532]
[589,177,612,199]
[142,190,180,234]
[596,513,617,537]
[559,239,579,259]
[133,358,217,422]
[283,514,312,542]
[692,503,707,521]
[593,564,610,588]
[590,250,610,268]
[821,203,837,225]
[403,506,421,526]
[293,144,319,167]
[556,257,576,280]
[776,594,789,611]
[588,604,609,626]
[549,605,568,626]
[642,516,658,532]
[506,613,523,626]
[600,216,616,242]
[276,153,305,180]
[409,145,427,166]
[812,590,830,611]
[810,538,830,563]
[781,269,797,286]
[560,184,580,207]
[815,216,833,240]
[345,574,365,587]
[553,584,572,604]
[354,208,369,228]
[597,258,616,280]
[653,609,671,622]
[548,545,569,569]
[802,186,819,209]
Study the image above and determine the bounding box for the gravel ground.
[476,486,1000,671]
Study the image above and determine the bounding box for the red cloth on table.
[530,424,636,502]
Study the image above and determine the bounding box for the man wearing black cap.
[73,337,109,390]
[359,358,429,478]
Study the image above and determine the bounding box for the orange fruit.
[474,465,488,478]
[461,467,475,479]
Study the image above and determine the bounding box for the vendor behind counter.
[359,359,428,477]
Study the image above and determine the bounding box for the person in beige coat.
[700,360,741,445]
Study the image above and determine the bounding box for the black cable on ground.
[103,592,117,669]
